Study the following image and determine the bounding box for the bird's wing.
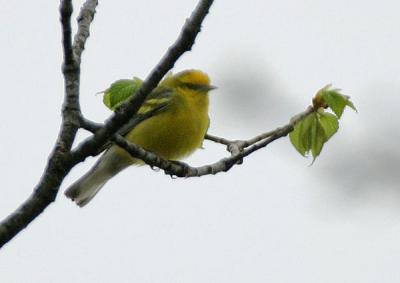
[93,88,174,155]
[117,87,174,136]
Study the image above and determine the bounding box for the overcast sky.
[1,0,400,282]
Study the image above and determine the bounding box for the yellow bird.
[65,70,215,206]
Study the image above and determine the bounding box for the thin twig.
[207,106,314,155]
[79,117,103,133]
[60,0,73,66]
[113,107,314,177]
[205,134,233,146]
[73,0,98,63]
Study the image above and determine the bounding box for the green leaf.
[320,89,346,118]
[290,111,341,162]
[290,113,315,156]
[289,121,305,156]
[317,85,356,118]
[345,99,357,112]
[318,111,339,141]
[103,77,143,110]
[310,115,325,160]
[300,113,317,155]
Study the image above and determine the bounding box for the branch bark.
[0,0,214,249]
[0,0,91,248]
[110,107,314,177]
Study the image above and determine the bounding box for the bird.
[65,69,216,206]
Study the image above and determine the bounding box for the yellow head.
[161,69,216,93]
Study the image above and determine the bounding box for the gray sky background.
[1,0,400,282]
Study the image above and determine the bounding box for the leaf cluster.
[290,85,356,161]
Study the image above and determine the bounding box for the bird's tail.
[65,148,131,207]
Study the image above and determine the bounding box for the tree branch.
[111,106,314,177]
[0,0,214,248]
[73,0,98,64]
[59,0,100,150]
[0,0,99,248]
[60,0,73,66]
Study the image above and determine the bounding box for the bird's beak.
[205,85,217,92]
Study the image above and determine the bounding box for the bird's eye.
[182,82,204,90]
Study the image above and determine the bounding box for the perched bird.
[65,70,215,206]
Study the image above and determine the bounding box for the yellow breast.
[121,88,209,162]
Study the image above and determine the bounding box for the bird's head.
[162,69,217,93]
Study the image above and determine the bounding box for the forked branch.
[0,0,214,248]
